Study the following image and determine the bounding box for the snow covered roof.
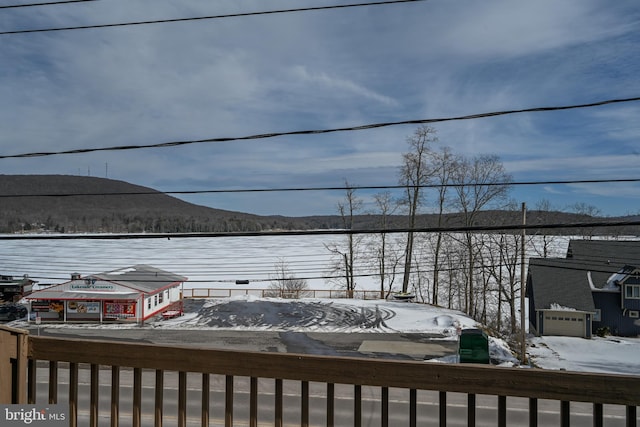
[92,264,187,292]
[549,303,578,311]
[602,265,637,291]
[26,290,140,300]
[26,265,186,300]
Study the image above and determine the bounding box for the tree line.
[323,125,622,338]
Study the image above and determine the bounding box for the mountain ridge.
[1,175,637,235]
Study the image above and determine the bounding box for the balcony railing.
[1,326,639,427]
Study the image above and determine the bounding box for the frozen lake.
[0,232,581,293]
[0,234,371,291]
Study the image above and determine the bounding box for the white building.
[26,265,187,323]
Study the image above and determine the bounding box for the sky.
[1,0,640,217]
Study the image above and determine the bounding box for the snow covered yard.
[10,295,640,375]
[148,296,521,365]
[528,335,640,376]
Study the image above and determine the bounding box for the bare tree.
[398,126,439,293]
[481,232,521,334]
[568,202,603,240]
[326,181,363,298]
[450,154,512,317]
[369,191,402,299]
[267,259,310,299]
[530,198,559,258]
[429,146,459,305]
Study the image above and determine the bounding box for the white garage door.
[543,311,586,337]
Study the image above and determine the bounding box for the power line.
[1,177,639,198]
[5,250,636,285]
[2,96,639,160]
[0,0,96,9]
[0,0,426,35]
[1,218,639,240]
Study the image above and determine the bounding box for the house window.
[593,309,601,322]
[158,292,163,304]
[154,295,158,306]
[625,285,640,299]
[629,311,639,318]
[147,298,151,310]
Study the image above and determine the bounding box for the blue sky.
[1,0,639,217]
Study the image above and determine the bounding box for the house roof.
[27,291,140,301]
[26,265,187,301]
[527,258,596,312]
[91,264,187,293]
[567,240,640,268]
[566,240,640,289]
[528,239,640,313]
[0,275,37,285]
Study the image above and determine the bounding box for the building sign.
[70,282,114,291]
[67,301,100,314]
[31,300,64,319]
[31,301,52,312]
[104,302,136,318]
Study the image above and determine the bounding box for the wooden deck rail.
[1,326,639,426]
[0,325,28,404]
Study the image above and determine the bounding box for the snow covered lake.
[1,234,362,289]
[0,233,573,291]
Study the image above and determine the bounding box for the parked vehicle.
[0,303,28,321]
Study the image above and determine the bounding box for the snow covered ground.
[528,335,640,376]
[158,296,640,375]
[8,294,640,375]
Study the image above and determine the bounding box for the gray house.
[527,239,640,338]
[0,274,36,302]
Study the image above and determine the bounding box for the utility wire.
[7,255,637,285]
[0,0,425,35]
[0,0,96,9]
[2,96,639,160]
[2,219,639,240]
[1,177,639,198]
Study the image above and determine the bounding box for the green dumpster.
[458,328,490,364]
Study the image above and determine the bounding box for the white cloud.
[291,65,398,107]
[434,0,628,59]
[1,0,639,216]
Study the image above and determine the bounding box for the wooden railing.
[182,288,384,300]
[1,326,639,426]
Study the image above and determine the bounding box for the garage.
[539,310,590,338]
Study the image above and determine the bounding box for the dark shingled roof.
[527,258,596,312]
[528,239,640,312]
[566,240,640,288]
[567,240,640,267]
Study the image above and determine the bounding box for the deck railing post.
[0,326,29,404]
